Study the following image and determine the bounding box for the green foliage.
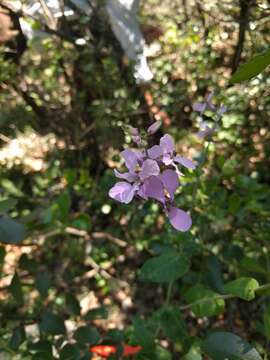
[40,312,66,335]
[74,326,100,345]
[230,48,270,84]
[0,218,26,244]
[202,332,262,360]
[224,277,259,301]
[139,250,189,283]
[184,284,225,317]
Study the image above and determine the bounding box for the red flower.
[90,344,142,358]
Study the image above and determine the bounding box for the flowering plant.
[109,121,197,232]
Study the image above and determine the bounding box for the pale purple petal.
[148,145,163,159]
[174,156,197,170]
[132,135,142,145]
[144,176,165,204]
[160,134,175,154]
[139,159,160,181]
[114,169,137,182]
[160,169,179,199]
[121,149,138,172]
[109,182,136,204]
[147,120,162,135]
[193,102,206,113]
[162,153,173,166]
[197,126,214,139]
[137,184,148,200]
[168,207,192,232]
[134,150,145,163]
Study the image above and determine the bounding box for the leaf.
[184,284,225,317]
[85,306,108,320]
[35,271,51,298]
[230,47,270,84]
[0,199,17,214]
[159,306,187,342]
[10,325,26,350]
[224,277,259,301]
[202,332,262,359]
[40,312,66,335]
[263,305,270,340]
[74,325,100,345]
[28,340,52,355]
[206,256,225,294]
[9,272,23,304]
[183,341,202,360]
[59,344,80,360]
[139,250,189,283]
[0,217,26,244]
[66,293,81,316]
[1,179,24,197]
[132,317,155,352]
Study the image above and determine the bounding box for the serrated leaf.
[0,217,26,244]
[160,306,187,342]
[9,272,23,304]
[184,284,224,317]
[139,251,189,283]
[224,277,259,301]
[35,271,51,298]
[40,312,66,335]
[74,325,100,344]
[202,332,262,359]
[230,48,270,84]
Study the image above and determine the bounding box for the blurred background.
[0,0,270,358]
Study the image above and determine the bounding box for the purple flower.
[147,120,162,135]
[193,92,227,139]
[108,128,196,232]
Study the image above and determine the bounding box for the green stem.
[180,282,270,311]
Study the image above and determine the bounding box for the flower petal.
[160,169,179,199]
[174,156,197,170]
[160,134,175,154]
[139,159,160,181]
[147,145,163,159]
[109,182,137,204]
[147,120,162,135]
[162,153,173,166]
[193,102,206,113]
[114,169,137,182]
[121,149,138,172]
[143,176,165,203]
[168,207,192,232]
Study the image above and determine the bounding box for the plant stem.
[180,282,270,311]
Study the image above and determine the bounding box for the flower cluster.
[108,122,197,232]
[193,93,227,139]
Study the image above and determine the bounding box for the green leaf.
[28,340,52,355]
[139,250,189,283]
[230,48,270,84]
[183,341,202,360]
[184,284,225,317]
[9,272,23,304]
[85,306,108,320]
[155,346,172,360]
[0,217,26,244]
[35,271,51,298]
[66,293,81,315]
[159,306,187,342]
[10,325,26,350]
[202,332,262,359]
[59,344,81,360]
[1,179,24,197]
[133,317,155,352]
[74,325,100,345]
[0,199,17,214]
[224,277,259,301]
[40,312,66,335]
[263,305,270,340]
